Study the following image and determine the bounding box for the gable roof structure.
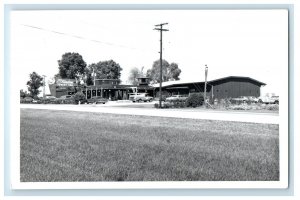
[151,76,266,88]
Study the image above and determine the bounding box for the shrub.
[64,98,75,104]
[54,99,62,104]
[154,102,172,109]
[163,102,172,108]
[169,99,186,108]
[32,95,40,100]
[20,98,26,103]
[230,105,250,110]
[212,98,232,109]
[266,104,279,111]
[155,91,171,101]
[74,92,86,104]
[186,93,204,108]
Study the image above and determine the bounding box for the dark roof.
[152,76,266,88]
[136,76,150,79]
[95,79,120,81]
[208,76,266,86]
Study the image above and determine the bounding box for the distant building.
[49,77,153,100]
[152,76,266,100]
[49,76,266,100]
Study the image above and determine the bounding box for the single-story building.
[152,76,266,100]
[49,77,154,100]
[49,76,266,100]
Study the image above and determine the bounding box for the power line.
[21,24,153,53]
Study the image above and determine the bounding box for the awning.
[166,87,189,90]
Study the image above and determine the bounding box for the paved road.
[20,102,279,124]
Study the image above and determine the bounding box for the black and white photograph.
[8,7,289,190]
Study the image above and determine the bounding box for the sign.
[56,79,76,87]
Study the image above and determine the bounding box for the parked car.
[165,95,188,102]
[56,95,74,104]
[231,96,259,103]
[247,96,259,103]
[22,96,33,103]
[87,96,108,104]
[42,95,56,103]
[258,95,279,104]
[129,93,153,102]
[271,96,279,104]
[231,96,249,102]
[32,98,42,104]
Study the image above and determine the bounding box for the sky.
[9,9,288,95]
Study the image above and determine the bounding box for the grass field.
[20,108,279,182]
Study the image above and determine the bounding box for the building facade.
[49,77,154,100]
[152,76,266,100]
[49,76,266,100]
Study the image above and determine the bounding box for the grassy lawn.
[20,109,279,182]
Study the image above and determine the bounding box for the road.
[20,102,279,124]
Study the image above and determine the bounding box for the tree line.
[22,52,182,98]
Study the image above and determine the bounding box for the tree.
[73,92,86,104]
[146,59,181,83]
[168,63,181,81]
[128,67,144,85]
[86,60,122,85]
[26,72,43,97]
[57,52,87,79]
[20,89,29,98]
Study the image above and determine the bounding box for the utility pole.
[154,23,169,108]
[204,65,208,107]
[42,75,46,99]
[92,67,96,86]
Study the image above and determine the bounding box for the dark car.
[21,97,33,103]
[56,95,74,104]
[87,96,108,104]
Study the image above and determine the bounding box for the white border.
[6,2,290,191]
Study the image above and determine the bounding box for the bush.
[155,91,171,101]
[54,99,62,104]
[154,102,172,109]
[186,93,204,108]
[266,104,279,111]
[169,99,186,108]
[74,92,86,104]
[64,98,75,104]
[32,95,40,100]
[230,105,251,110]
